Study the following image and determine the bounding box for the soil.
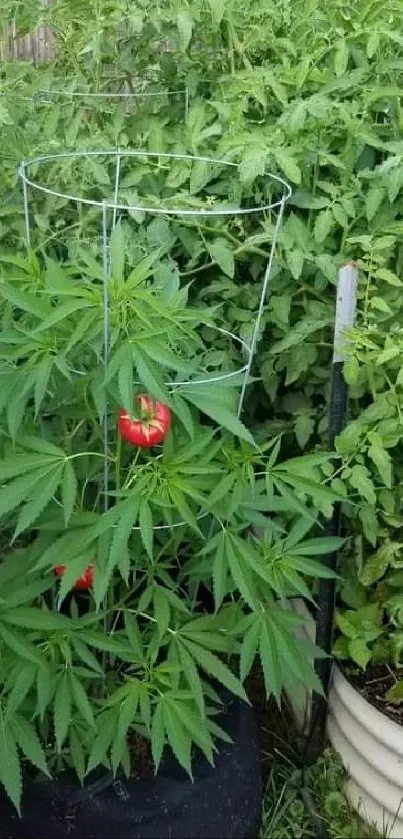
[128,731,153,780]
[343,662,403,726]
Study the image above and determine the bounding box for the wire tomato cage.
[18,150,291,531]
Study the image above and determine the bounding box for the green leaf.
[62,460,78,527]
[151,696,165,770]
[334,39,349,76]
[180,387,254,446]
[133,346,168,403]
[259,617,282,704]
[72,637,104,674]
[226,536,258,610]
[314,210,333,244]
[34,356,53,415]
[360,544,392,586]
[109,224,125,282]
[240,618,261,682]
[207,239,235,278]
[1,608,71,631]
[181,637,247,701]
[124,613,144,661]
[5,664,37,720]
[10,714,49,776]
[162,696,192,775]
[348,638,371,670]
[36,664,56,720]
[54,672,72,752]
[366,187,385,222]
[139,499,153,559]
[273,150,301,184]
[367,444,392,488]
[87,710,116,774]
[349,465,376,505]
[0,622,42,665]
[69,670,95,728]
[0,710,21,814]
[33,299,92,334]
[290,537,344,556]
[177,10,193,50]
[212,533,228,611]
[69,727,86,783]
[0,466,58,520]
[153,587,171,640]
[176,639,205,716]
[14,465,64,537]
[385,680,403,705]
[118,345,134,416]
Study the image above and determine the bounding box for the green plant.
[0,179,345,812]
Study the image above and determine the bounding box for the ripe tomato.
[118,394,171,447]
[54,564,94,590]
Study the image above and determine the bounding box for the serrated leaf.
[62,460,78,527]
[212,533,228,611]
[54,672,72,753]
[162,696,192,775]
[151,696,165,770]
[68,670,95,727]
[5,664,37,720]
[366,187,385,222]
[139,499,153,559]
[72,637,104,674]
[176,639,205,716]
[10,714,49,776]
[34,356,53,415]
[87,710,116,774]
[0,622,42,665]
[14,465,64,538]
[259,617,282,704]
[133,346,168,403]
[349,465,376,505]
[181,637,247,701]
[240,618,261,682]
[118,345,134,416]
[1,608,71,631]
[207,239,235,278]
[69,727,86,783]
[273,150,301,184]
[0,710,21,814]
[314,210,333,244]
[153,587,171,640]
[368,444,392,487]
[180,387,254,446]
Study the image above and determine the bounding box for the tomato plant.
[118,395,171,447]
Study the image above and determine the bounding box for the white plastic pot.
[328,666,403,838]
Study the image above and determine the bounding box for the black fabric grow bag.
[0,696,261,839]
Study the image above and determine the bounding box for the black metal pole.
[304,263,358,765]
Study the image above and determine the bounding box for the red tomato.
[55,564,94,590]
[118,394,171,447]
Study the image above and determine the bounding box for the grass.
[257,697,381,839]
